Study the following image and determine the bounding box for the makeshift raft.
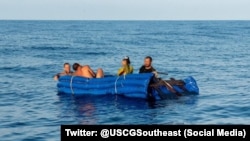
[57,73,199,100]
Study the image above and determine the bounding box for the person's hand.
[152,71,159,78]
[54,75,58,81]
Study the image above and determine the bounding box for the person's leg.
[95,68,104,78]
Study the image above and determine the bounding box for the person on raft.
[72,63,104,78]
[117,56,134,76]
[53,63,73,81]
[139,56,185,96]
[139,56,158,78]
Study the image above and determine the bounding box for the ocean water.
[0,20,249,140]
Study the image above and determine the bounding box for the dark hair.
[123,57,131,65]
[73,63,80,71]
[64,63,70,67]
[145,56,152,62]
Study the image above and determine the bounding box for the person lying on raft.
[117,56,133,76]
[72,63,104,78]
[53,63,73,81]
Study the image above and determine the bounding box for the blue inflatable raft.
[57,73,199,100]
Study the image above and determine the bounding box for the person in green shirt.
[117,56,133,76]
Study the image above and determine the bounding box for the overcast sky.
[0,0,249,20]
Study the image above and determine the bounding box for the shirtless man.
[72,63,104,78]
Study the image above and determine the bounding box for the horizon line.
[0,19,250,21]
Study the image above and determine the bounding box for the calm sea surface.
[0,20,249,140]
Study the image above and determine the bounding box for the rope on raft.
[114,74,126,94]
[114,76,120,94]
[70,76,75,95]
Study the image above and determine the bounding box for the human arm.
[152,71,159,78]
[53,73,60,81]
[88,68,96,77]
[117,67,125,76]
[151,67,159,78]
[82,65,96,77]
[83,65,96,77]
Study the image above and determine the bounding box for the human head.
[122,56,130,66]
[144,56,152,68]
[63,63,70,73]
[73,63,81,71]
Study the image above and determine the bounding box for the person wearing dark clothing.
[139,56,158,77]
[139,65,156,73]
[139,56,185,98]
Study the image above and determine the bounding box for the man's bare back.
[73,63,104,78]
